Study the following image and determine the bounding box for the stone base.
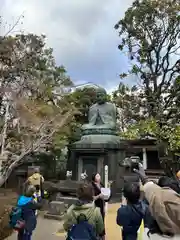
[47,201,65,215]
[77,134,121,144]
[56,195,78,207]
[44,201,66,220]
[55,180,81,194]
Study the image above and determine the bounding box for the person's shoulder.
[26,199,42,209]
[40,175,44,180]
[93,206,102,218]
[94,205,101,213]
[66,204,76,214]
[89,103,98,109]
[117,205,129,216]
[28,175,32,180]
[91,181,96,188]
[106,102,115,107]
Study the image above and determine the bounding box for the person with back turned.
[134,164,180,239]
[116,182,145,240]
[9,185,42,240]
[27,168,44,198]
[63,183,105,240]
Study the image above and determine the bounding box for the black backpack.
[66,213,97,240]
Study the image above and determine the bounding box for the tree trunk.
[0,101,9,172]
[0,151,31,187]
[1,102,9,155]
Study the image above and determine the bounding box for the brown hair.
[77,183,94,201]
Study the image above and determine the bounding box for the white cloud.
[1,0,133,89]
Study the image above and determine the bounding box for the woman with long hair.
[91,173,106,221]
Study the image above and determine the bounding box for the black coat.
[91,182,105,220]
[123,173,140,185]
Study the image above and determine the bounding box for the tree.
[115,0,180,121]
[114,0,180,174]
[0,33,77,187]
[112,82,147,131]
[0,34,72,104]
[120,117,180,175]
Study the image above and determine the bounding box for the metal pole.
[104,165,108,188]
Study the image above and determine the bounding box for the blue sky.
[1,0,134,92]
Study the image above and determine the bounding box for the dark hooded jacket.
[17,195,42,232]
[116,201,145,240]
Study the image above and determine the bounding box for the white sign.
[101,188,111,201]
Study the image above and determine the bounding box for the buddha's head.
[96,88,107,104]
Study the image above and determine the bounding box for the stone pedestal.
[44,201,65,220]
[67,139,127,198]
[56,194,78,207]
[55,180,80,195]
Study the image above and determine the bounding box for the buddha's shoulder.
[106,102,115,106]
[90,102,115,110]
[89,103,98,109]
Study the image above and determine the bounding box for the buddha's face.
[96,89,107,104]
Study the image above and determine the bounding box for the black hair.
[92,173,101,182]
[123,182,140,204]
[92,173,97,182]
[91,173,104,188]
[158,176,170,187]
[35,185,40,191]
[158,176,180,194]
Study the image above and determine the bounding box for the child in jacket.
[17,185,42,240]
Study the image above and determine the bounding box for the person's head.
[123,182,141,204]
[176,171,180,180]
[158,176,171,187]
[92,173,101,183]
[25,185,36,197]
[158,176,180,194]
[34,167,40,174]
[35,185,40,191]
[158,176,170,187]
[76,183,94,202]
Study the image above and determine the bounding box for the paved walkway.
[105,203,121,239]
[7,217,64,240]
[7,203,121,240]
